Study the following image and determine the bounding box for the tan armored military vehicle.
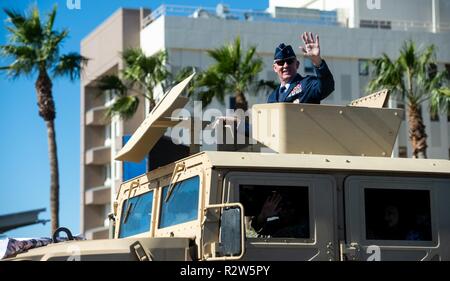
[6,74,450,261]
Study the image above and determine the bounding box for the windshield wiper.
[123,202,133,224]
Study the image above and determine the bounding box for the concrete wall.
[157,16,450,61]
[271,0,450,32]
[357,0,432,23]
[440,0,450,23]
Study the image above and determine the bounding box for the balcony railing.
[85,185,111,205]
[142,4,339,28]
[142,4,450,33]
[86,106,108,126]
[85,146,111,165]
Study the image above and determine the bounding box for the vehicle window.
[239,185,310,239]
[365,188,432,241]
[119,191,153,238]
[159,176,200,228]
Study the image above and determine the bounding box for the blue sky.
[0,0,268,238]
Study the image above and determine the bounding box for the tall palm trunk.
[235,91,248,112]
[36,70,60,233]
[46,120,60,233]
[407,103,427,159]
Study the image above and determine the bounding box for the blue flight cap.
[274,43,296,60]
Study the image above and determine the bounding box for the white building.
[80,0,450,238]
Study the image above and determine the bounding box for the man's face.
[384,206,400,227]
[273,57,299,84]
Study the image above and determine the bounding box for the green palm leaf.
[196,36,274,110]
[367,40,449,158]
[106,95,140,120]
[0,5,88,233]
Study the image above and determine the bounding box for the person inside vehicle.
[251,191,308,238]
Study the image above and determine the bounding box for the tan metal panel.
[252,103,403,157]
[202,151,450,175]
[115,73,195,162]
[349,89,389,108]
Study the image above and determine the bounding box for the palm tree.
[195,37,274,111]
[367,41,450,158]
[0,5,87,233]
[98,48,168,119]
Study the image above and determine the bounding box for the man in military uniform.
[267,32,335,104]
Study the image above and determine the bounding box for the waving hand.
[300,32,322,66]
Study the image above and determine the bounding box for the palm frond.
[367,53,404,95]
[41,29,69,64]
[198,37,266,107]
[1,44,36,60]
[195,69,227,105]
[52,52,88,80]
[3,8,26,28]
[430,87,450,115]
[399,40,417,71]
[97,75,127,97]
[122,49,168,99]
[170,66,196,96]
[0,45,37,78]
[106,95,140,120]
[44,5,58,36]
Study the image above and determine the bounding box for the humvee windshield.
[159,176,200,228]
[119,191,154,238]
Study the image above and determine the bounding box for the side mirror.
[202,203,245,260]
[220,206,242,256]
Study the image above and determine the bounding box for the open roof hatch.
[115,73,195,162]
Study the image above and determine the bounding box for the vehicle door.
[224,172,338,261]
[343,175,450,261]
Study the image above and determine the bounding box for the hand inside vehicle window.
[250,192,308,238]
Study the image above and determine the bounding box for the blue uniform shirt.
[267,60,335,104]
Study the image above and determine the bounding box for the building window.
[304,58,314,74]
[360,19,391,29]
[104,90,114,106]
[229,96,236,110]
[114,161,121,180]
[427,63,437,79]
[122,135,147,181]
[359,59,369,76]
[104,123,111,146]
[104,163,111,187]
[445,64,450,80]
[398,146,407,158]
[113,120,120,138]
[365,188,432,241]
